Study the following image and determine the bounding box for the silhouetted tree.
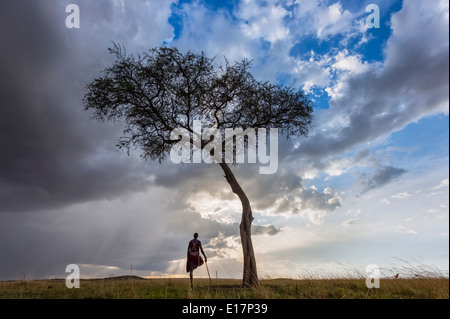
[83,44,313,287]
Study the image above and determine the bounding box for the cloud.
[171,1,260,63]
[381,191,416,205]
[291,0,357,40]
[239,0,290,43]
[239,166,342,223]
[345,208,361,216]
[359,166,407,191]
[292,53,333,92]
[433,178,449,190]
[205,233,239,258]
[169,0,369,94]
[204,223,281,259]
[396,225,418,235]
[391,192,412,200]
[331,49,370,75]
[152,160,341,225]
[341,218,362,227]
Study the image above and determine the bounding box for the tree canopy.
[84,44,313,163]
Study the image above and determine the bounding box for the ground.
[0,276,448,299]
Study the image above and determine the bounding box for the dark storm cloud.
[0,1,158,213]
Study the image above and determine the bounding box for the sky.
[0,0,448,281]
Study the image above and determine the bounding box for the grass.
[0,276,448,299]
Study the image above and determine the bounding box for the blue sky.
[0,0,448,281]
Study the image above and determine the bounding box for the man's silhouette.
[186,232,207,288]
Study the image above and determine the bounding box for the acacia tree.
[83,44,313,287]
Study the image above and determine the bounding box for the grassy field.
[0,276,448,299]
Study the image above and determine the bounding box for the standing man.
[186,232,207,289]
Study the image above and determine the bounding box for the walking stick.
[205,260,212,285]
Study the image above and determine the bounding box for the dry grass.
[0,276,447,299]
[1,260,447,299]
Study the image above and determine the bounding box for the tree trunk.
[219,162,258,287]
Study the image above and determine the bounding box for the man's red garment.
[186,239,204,272]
